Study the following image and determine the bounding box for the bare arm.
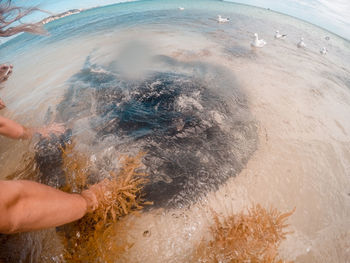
[0,180,95,234]
[0,116,28,139]
[0,116,65,140]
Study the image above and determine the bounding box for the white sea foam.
[175,94,204,112]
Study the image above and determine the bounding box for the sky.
[8,0,350,40]
[12,0,134,20]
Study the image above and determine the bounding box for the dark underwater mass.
[36,56,258,208]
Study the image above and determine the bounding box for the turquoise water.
[1,0,349,59]
[0,0,350,262]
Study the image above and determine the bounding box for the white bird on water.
[274,30,287,39]
[320,47,328,55]
[217,15,229,23]
[178,7,184,11]
[297,37,306,48]
[251,33,266,48]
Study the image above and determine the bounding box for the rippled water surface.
[0,0,350,262]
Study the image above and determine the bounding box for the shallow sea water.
[0,0,350,262]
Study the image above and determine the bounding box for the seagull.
[178,7,184,11]
[320,47,327,55]
[251,33,266,48]
[274,30,287,39]
[297,37,306,48]
[217,15,229,23]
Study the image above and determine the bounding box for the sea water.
[0,0,349,262]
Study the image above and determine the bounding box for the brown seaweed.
[59,142,150,262]
[193,205,295,263]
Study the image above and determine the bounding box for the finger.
[53,123,66,130]
[49,123,66,134]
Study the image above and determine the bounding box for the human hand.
[0,98,5,110]
[81,179,110,213]
[36,122,66,138]
[20,122,65,139]
[0,64,13,84]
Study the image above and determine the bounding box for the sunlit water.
[0,0,350,262]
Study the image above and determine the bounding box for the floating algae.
[193,205,295,263]
[59,142,151,262]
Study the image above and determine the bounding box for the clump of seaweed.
[193,204,295,263]
[89,152,151,223]
[59,142,150,262]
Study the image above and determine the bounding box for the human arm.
[0,180,98,234]
[0,116,64,139]
[0,115,28,139]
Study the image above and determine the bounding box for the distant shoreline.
[0,9,85,46]
[40,9,84,25]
